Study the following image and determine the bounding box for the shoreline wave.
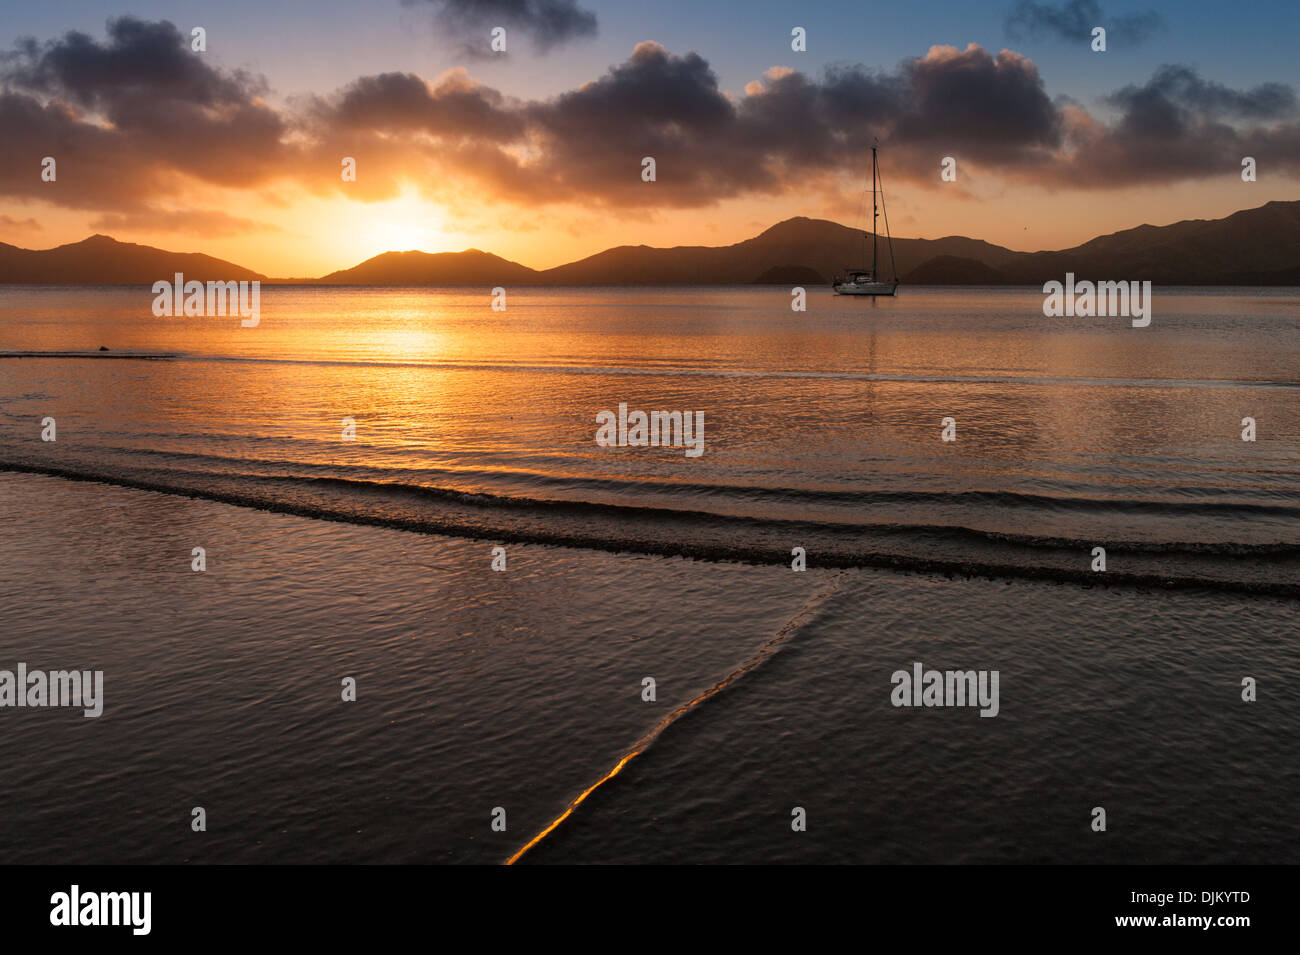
[3,459,1297,597]
[2,350,1298,390]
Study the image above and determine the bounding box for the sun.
[366,220,434,254]
[353,190,448,257]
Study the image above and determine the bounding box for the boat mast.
[871,145,878,277]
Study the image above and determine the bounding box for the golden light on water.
[506,575,843,864]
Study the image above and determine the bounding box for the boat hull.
[832,281,898,296]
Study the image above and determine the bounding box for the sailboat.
[832,143,899,296]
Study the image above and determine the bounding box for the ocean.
[1,284,1297,863]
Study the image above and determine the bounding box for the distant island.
[2,200,1299,287]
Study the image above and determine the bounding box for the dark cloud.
[407,0,597,55]
[0,90,155,210]
[1059,65,1300,186]
[1108,65,1297,122]
[893,46,1062,159]
[518,43,750,203]
[1005,0,1162,46]
[0,16,290,210]
[1,18,1297,221]
[331,42,1066,206]
[323,70,525,139]
[1,17,262,109]
[312,41,1298,205]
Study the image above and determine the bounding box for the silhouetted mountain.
[3,201,1298,286]
[533,217,1015,285]
[533,202,1300,286]
[904,255,1010,285]
[0,235,263,284]
[1213,265,1300,284]
[315,248,537,285]
[993,201,1300,284]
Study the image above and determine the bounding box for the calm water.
[0,285,1297,862]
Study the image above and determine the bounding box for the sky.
[1,0,1298,276]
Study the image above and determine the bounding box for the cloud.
[0,213,42,236]
[0,90,158,210]
[1005,0,1162,46]
[303,41,1067,207]
[405,0,597,55]
[889,45,1063,161]
[1107,65,1297,122]
[305,41,1296,203]
[1,18,1297,224]
[321,69,524,139]
[88,208,281,237]
[0,16,290,211]
[1,16,264,109]
[1058,64,1300,186]
[306,41,1077,206]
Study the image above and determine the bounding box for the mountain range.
[3,200,1299,286]
[0,234,265,285]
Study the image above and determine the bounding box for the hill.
[315,248,537,285]
[903,255,1010,284]
[3,201,1299,286]
[995,201,1300,284]
[533,217,1017,285]
[0,235,263,284]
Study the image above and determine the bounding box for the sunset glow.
[1,2,1296,276]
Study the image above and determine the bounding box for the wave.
[507,571,848,864]
[2,350,1297,390]
[2,457,1298,597]
[264,473,1300,546]
[0,350,177,361]
[14,441,1300,521]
